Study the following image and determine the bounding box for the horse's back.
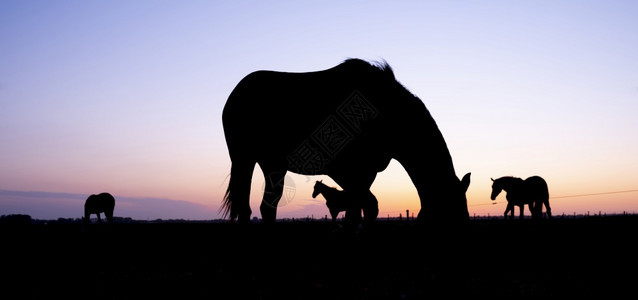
[222,69,351,159]
[100,193,116,207]
[222,60,399,170]
[85,193,115,212]
[525,176,549,198]
[222,59,398,136]
[224,68,350,120]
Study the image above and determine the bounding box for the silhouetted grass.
[2,215,636,298]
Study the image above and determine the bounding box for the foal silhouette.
[83,193,115,224]
[312,180,378,224]
[491,176,551,219]
[222,58,471,224]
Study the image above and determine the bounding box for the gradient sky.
[1,1,637,220]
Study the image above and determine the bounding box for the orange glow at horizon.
[258,160,638,220]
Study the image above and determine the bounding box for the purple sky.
[1,1,637,220]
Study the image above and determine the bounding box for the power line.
[550,189,638,199]
[469,189,638,207]
[470,201,501,207]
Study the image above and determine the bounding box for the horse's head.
[490,178,503,200]
[312,180,323,198]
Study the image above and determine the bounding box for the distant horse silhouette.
[83,193,115,224]
[222,58,471,224]
[491,176,551,219]
[311,180,378,224]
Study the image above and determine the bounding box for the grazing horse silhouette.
[312,180,378,223]
[490,176,551,219]
[83,193,115,224]
[222,58,471,224]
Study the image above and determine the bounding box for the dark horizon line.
[3,211,637,224]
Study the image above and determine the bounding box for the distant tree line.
[0,214,34,224]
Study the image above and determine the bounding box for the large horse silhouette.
[222,58,471,224]
[312,180,377,224]
[490,176,551,219]
[83,193,115,224]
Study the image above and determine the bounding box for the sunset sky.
[1,1,637,220]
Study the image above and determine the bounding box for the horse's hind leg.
[105,210,114,223]
[225,160,256,223]
[531,200,543,220]
[259,169,286,224]
[544,199,552,218]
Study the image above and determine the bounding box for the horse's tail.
[221,161,255,221]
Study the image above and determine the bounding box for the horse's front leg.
[361,191,379,224]
[504,203,514,219]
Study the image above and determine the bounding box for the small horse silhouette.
[83,193,115,224]
[311,180,378,224]
[491,176,551,219]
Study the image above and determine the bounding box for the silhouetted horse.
[311,180,378,224]
[222,58,471,224]
[83,193,115,224]
[491,176,551,219]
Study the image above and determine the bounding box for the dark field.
[3,216,637,299]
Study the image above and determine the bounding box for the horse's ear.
[491,178,494,182]
[461,172,471,193]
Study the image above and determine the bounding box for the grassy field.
[3,215,636,299]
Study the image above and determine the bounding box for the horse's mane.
[341,58,395,80]
[497,176,524,184]
[340,58,423,102]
